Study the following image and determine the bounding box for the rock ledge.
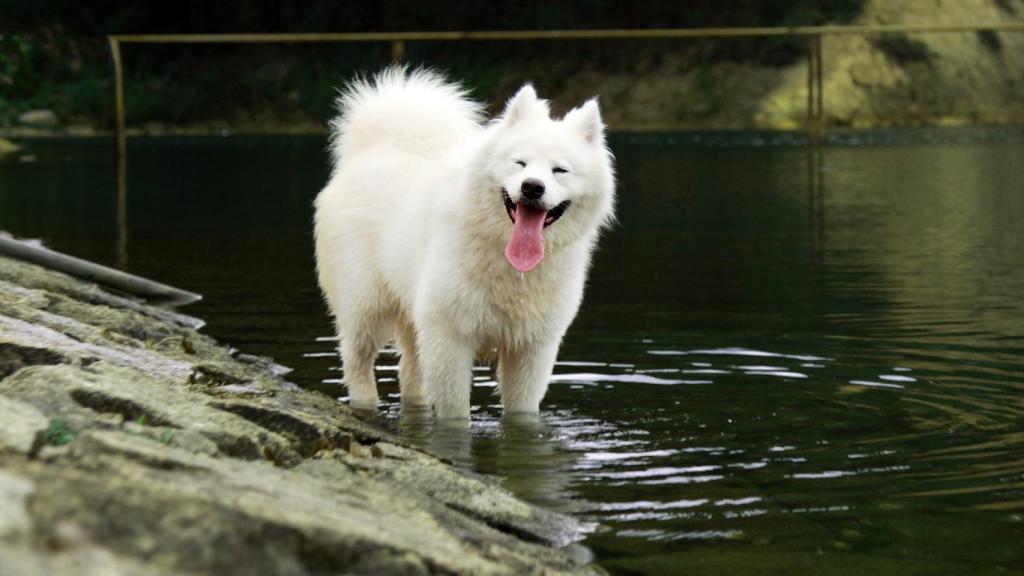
[0,254,600,575]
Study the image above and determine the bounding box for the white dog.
[314,68,615,419]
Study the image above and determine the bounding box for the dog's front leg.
[419,329,475,419]
[498,339,560,413]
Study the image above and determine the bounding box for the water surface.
[2,129,1023,574]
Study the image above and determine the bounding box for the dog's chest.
[481,269,562,332]
[451,246,584,343]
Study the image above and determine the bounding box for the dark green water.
[3,130,1023,575]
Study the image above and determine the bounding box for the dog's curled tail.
[329,66,484,164]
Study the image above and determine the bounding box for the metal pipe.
[107,22,1024,44]
[105,23,1024,149]
[0,236,202,306]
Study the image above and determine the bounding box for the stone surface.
[16,110,59,127]
[341,441,583,547]
[0,137,21,154]
[0,470,34,540]
[0,397,47,455]
[0,253,601,575]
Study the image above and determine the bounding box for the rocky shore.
[0,252,601,575]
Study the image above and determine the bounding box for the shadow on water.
[2,127,1024,574]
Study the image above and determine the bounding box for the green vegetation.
[872,33,935,65]
[976,30,1003,53]
[0,32,115,127]
[44,418,77,446]
[122,415,175,445]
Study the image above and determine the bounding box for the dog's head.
[477,85,616,272]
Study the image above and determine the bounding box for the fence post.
[107,37,128,268]
[815,34,825,142]
[806,35,816,145]
[391,39,405,64]
[806,37,813,144]
[806,33,826,146]
[108,37,127,165]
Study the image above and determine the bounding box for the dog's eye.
[553,167,569,174]
[514,160,526,167]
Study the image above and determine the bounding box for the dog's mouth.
[501,189,570,228]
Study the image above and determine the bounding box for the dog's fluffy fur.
[314,68,615,418]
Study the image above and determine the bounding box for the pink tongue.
[505,204,547,272]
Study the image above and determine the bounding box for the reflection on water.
[395,409,582,511]
[2,129,1023,574]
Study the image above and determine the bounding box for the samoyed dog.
[314,68,615,419]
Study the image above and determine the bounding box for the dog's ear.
[564,99,605,145]
[501,84,540,125]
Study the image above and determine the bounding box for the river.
[2,128,1022,574]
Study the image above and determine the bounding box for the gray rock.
[0,256,203,330]
[0,253,600,575]
[17,109,59,127]
[341,441,585,547]
[0,363,301,465]
[0,542,185,576]
[22,430,591,575]
[0,397,47,455]
[0,138,21,154]
[0,470,34,541]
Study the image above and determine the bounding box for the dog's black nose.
[521,179,545,200]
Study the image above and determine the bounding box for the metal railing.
[103,23,1023,270]
[107,22,1024,151]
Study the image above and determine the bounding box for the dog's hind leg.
[498,340,559,413]
[338,318,386,410]
[395,318,428,408]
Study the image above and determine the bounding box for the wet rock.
[0,256,203,331]
[16,110,59,127]
[346,442,585,547]
[0,254,599,575]
[0,138,21,154]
